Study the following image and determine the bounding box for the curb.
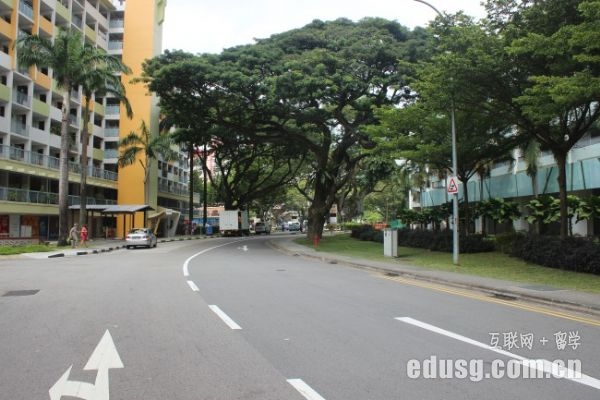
[268,239,600,319]
[42,235,214,258]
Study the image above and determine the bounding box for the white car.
[125,228,157,249]
[287,221,301,232]
[254,222,271,235]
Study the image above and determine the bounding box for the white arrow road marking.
[237,245,249,252]
[209,305,242,330]
[396,317,600,390]
[49,330,123,400]
[287,379,327,400]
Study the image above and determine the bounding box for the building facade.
[0,0,189,243]
[410,131,600,236]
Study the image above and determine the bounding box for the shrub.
[396,229,494,253]
[351,227,495,254]
[351,225,373,239]
[342,222,364,231]
[460,234,495,253]
[372,230,384,243]
[510,235,600,275]
[492,232,524,254]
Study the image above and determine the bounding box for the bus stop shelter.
[69,204,153,239]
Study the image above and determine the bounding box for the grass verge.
[295,233,600,294]
[0,243,58,255]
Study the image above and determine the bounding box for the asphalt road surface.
[1,235,599,399]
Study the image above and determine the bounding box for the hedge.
[510,234,600,275]
[351,226,494,253]
[350,226,600,275]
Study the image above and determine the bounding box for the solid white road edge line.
[209,305,242,330]
[396,317,600,390]
[183,239,248,277]
[187,281,199,292]
[287,379,327,400]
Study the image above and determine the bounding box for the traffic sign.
[447,177,459,194]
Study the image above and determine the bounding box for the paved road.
[1,236,599,399]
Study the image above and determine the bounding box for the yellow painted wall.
[117,0,164,234]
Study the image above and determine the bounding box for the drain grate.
[3,290,40,297]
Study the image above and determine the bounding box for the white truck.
[219,210,250,236]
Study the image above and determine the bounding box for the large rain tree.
[141,18,419,240]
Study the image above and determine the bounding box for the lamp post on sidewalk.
[413,0,460,265]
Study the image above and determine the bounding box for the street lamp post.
[413,0,459,265]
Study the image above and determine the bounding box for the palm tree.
[118,120,179,205]
[78,49,132,228]
[15,29,117,245]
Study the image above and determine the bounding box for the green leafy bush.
[511,235,600,275]
[353,227,494,253]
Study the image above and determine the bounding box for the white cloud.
[162,0,486,54]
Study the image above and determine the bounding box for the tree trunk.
[307,175,330,241]
[307,204,327,241]
[58,87,72,246]
[461,177,470,236]
[555,151,569,239]
[203,144,208,229]
[188,144,194,235]
[79,96,91,228]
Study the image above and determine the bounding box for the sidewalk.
[18,235,207,259]
[19,238,128,259]
[269,236,600,319]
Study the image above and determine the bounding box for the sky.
[162,0,488,55]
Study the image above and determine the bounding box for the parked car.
[287,221,301,232]
[125,228,157,249]
[254,221,271,235]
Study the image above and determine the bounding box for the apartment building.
[410,130,600,236]
[0,0,188,243]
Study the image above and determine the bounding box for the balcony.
[0,144,119,182]
[85,24,96,42]
[10,121,28,137]
[109,19,124,29]
[93,102,105,116]
[0,51,10,70]
[12,91,31,107]
[18,1,33,21]
[0,187,58,205]
[32,98,50,117]
[0,83,10,102]
[104,127,119,137]
[92,147,104,160]
[0,0,14,10]
[105,105,120,115]
[104,149,118,159]
[108,41,123,51]
[38,14,54,36]
[0,15,12,40]
[54,1,69,22]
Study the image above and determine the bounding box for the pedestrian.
[80,224,88,247]
[69,223,79,248]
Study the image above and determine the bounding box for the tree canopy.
[140,18,422,238]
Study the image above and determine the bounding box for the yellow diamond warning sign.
[447,177,459,194]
